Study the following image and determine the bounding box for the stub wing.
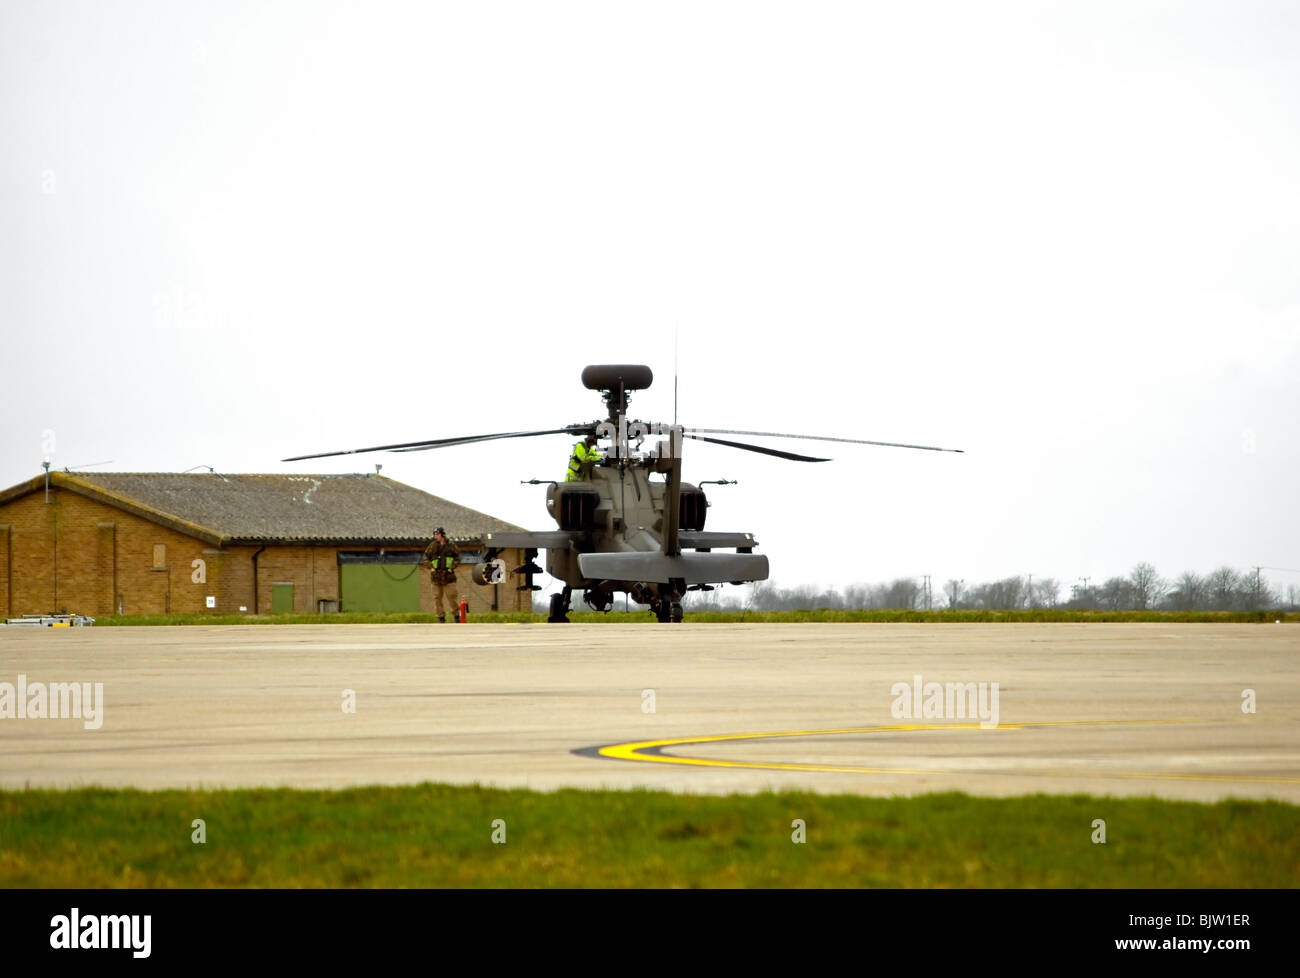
[578,551,769,585]
[676,531,758,550]
[482,531,579,549]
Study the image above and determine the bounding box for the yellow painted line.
[596,718,1300,785]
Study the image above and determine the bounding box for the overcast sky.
[2,1,1297,600]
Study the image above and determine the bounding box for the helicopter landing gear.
[583,587,612,612]
[654,599,684,623]
[548,587,572,623]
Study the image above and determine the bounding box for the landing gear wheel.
[548,593,570,623]
[669,602,683,623]
[655,601,672,623]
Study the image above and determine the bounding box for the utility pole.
[1078,576,1091,607]
[1027,573,1033,609]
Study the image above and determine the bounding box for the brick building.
[0,472,531,617]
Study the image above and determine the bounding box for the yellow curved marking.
[597,718,1300,785]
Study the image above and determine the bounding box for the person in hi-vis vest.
[566,434,603,482]
[423,527,461,622]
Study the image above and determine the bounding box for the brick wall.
[0,524,9,617]
[0,487,214,616]
[0,486,531,616]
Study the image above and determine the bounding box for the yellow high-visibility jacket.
[566,441,602,482]
[423,538,460,584]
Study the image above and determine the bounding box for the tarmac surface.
[1,623,1297,800]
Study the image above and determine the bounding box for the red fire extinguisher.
[458,598,468,623]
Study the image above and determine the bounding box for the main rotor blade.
[686,427,963,454]
[282,426,588,462]
[683,433,830,462]
[389,427,593,453]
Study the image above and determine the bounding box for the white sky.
[2,1,1298,598]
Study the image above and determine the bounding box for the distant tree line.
[684,563,1298,612]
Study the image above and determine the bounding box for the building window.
[153,544,166,569]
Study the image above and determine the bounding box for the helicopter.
[283,364,962,623]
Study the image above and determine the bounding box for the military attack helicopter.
[283,364,961,623]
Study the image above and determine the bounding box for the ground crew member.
[566,434,603,482]
[423,527,461,622]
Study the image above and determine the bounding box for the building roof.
[0,472,525,547]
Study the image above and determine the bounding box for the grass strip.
[2,786,1295,888]
[87,609,1300,625]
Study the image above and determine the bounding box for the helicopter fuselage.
[545,450,766,610]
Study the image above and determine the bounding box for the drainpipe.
[251,544,267,614]
[50,481,58,612]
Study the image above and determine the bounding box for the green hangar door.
[338,551,422,612]
[271,582,295,614]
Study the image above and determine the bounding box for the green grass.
[94,611,539,626]
[1,786,1295,887]
[93,609,1300,625]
